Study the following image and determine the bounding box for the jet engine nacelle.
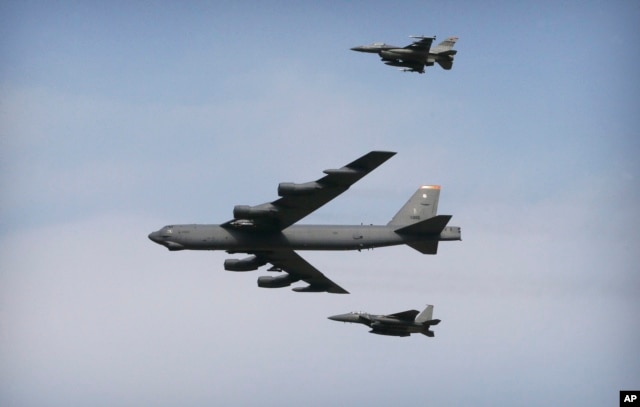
[224,255,265,272]
[257,274,299,288]
[233,205,277,219]
[277,182,320,196]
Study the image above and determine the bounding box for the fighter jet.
[351,35,458,73]
[329,305,441,337]
[148,151,461,294]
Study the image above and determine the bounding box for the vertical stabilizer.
[388,185,440,226]
[415,305,434,323]
[431,36,458,54]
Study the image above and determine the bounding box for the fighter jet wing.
[404,36,435,52]
[253,250,349,294]
[386,310,420,321]
[223,151,396,231]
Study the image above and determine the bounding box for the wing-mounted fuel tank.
[277,181,321,196]
[224,255,266,272]
[257,274,299,288]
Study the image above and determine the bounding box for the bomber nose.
[148,231,161,243]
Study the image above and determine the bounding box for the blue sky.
[1,1,638,406]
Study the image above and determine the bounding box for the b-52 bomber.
[351,35,458,73]
[148,151,461,294]
[329,305,441,337]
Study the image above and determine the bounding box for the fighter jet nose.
[328,313,354,322]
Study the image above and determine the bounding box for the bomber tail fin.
[388,185,441,226]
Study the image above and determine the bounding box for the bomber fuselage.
[148,224,461,252]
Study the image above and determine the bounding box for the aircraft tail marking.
[388,185,440,226]
[431,36,458,54]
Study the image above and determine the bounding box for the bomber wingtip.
[369,150,397,156]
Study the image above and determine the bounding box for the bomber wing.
[223,151,396,231]
[253,250,349,294]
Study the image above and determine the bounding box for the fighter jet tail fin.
[388,185,441,226]
[436,59,454,70]
[415,305,435,323]
[417,305,440,337]
[431,36,458,54]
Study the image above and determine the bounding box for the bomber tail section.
[388,185,441,226]
[389,186,460,254]
[394,215,452,254]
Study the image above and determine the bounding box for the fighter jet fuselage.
[329,305,441,337]
[351,35,458,73]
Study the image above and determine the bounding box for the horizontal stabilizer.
[436,59,453,70]
[406,241,439,254]
[394,214,452,235]
[293,284,349,294]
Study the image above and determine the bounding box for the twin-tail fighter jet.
[329,304,441,337]
[351,35,458,74]
[148,151,461,294]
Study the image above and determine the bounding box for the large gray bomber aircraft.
[148,151,461,294]
[351,35,458,74]
[329,304,441,337]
